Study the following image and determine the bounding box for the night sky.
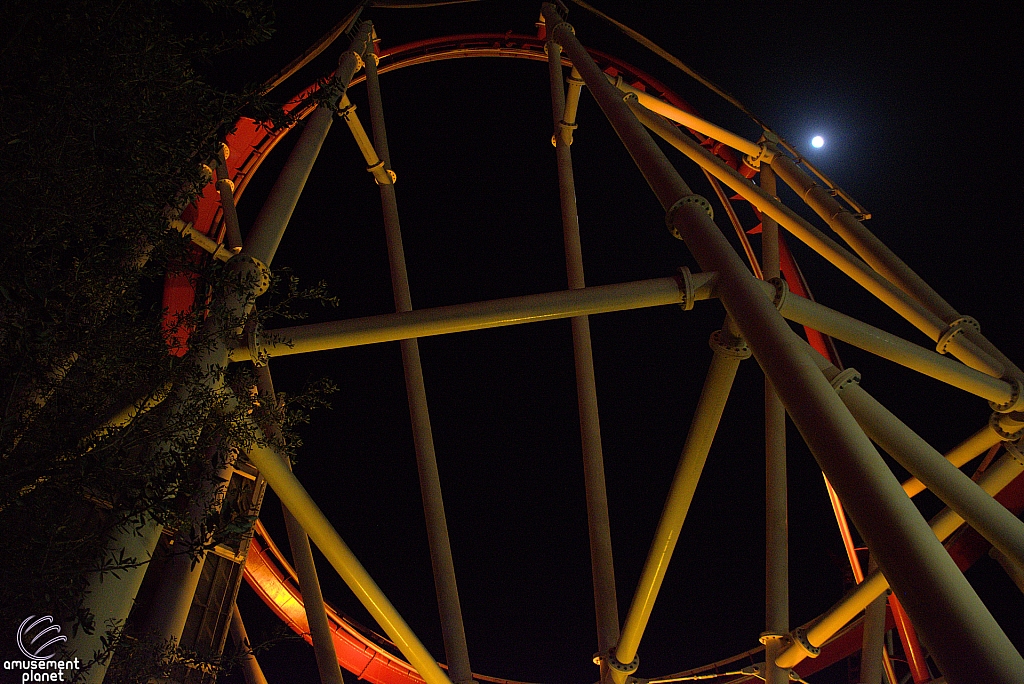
[218,3,1023,683]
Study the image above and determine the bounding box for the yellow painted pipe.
[230,275,712,362]
[776,448,1024,669]
[771,154,1012,380]
[608,74,761,159]
[759,280,1017,405]
[243,418,455,684]
[614,330,749,682]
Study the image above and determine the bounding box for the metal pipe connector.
[990,377,1024,414]
[709,328,751,359]
[936,316,981,354]
[743,143,776,170]
[829,368,861,394]
[227,254,271,297]
[992,412,1024,441]
[664,193,713,239]
[597,651,639,675]
[169,219,240,262]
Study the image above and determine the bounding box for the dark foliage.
[0,0,292,660]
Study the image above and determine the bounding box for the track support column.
[230,604,271,684]
[612,325,749,683]
[547,39,621,684]
[759,162,789,684]
[256,363,346,684]
[364,43,474,684]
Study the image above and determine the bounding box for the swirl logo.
[16,616,67,661]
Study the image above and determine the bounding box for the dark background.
[219,3,1024,683]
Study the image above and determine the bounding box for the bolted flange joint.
[829,368,861,393]
[743,143,776,170]
[935,316,980,355]
[593,650,639,675]
[758,631,786,645]
[245,321,267,368]
[367,159,396,185]
[227,254,271,297]
[989,376,1024,414]
[676,267,695,311]
[768,277,789,311]
[991,412,1024,441]
[665,194,714,240]
[710,329,751,359]
[336,101,358,121]
[789,627,821,659]
[547,21,575,40]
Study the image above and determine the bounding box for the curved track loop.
[162,30,1024,684]
[162,31,756,348]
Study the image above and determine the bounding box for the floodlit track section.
[159,12,1024,684]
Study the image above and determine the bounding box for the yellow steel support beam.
[776,445,1024,669]
[242,416,454,684]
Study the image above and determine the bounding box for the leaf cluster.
[0,0,288,653]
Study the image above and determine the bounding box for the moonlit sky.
[212,3,1023,683]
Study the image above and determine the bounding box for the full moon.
[811,135,825,148]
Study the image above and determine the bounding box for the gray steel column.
[230,603,271,684]
[255,364,345,684]
[760,162,789,684]
[547,41,620,684]
[541,5,1024,682]
[64,517,162,684]
[859,558,888,684]
[364,45,473,684]
[833,370,1024,569]
[243,22,373,269]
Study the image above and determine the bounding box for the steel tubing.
[243,22,373,268]
[771,155,953,320]
[760,280,1017,405]
[761,163,789,684]
[549,40,620,684]
[230,604,271,684]
[607,74,761,158]
[836,379,1024,570]
[541,5,1024,681]
[770,155,1011,379]
[256,365,345,684]
[64,517,163,683]
[902,416,1023,498]
[241,416,454,684]
[625,99,947,341]
[776,448,1024,669]
[365,47,474,684]
[136,23,378,656]
[859,559,888,684]
[615,329,748,683]
[214,149,243,250]
[229,275,709,362]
